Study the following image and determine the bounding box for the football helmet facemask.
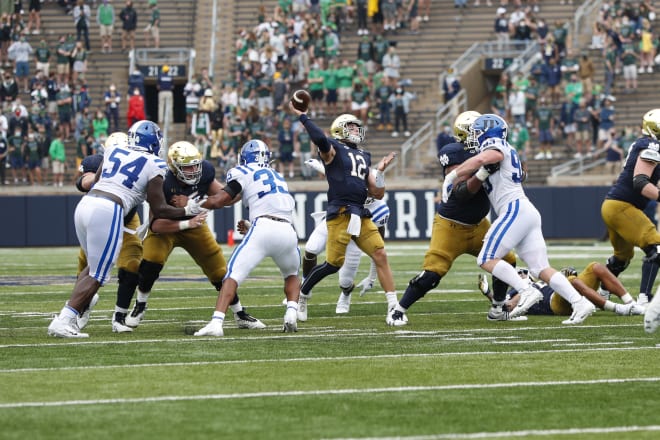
[642,109,660,140]
[127,120,163,156]
[167,141,203,185]
[104,132,129,152]
[468,114,508,149]
[453,110,481,143]
[330,114,365,146]
[240,139,271,168]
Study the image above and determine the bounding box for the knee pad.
[606,255,630,276]
[137,260,163,292]
[212,280,222,291]
[408,270,442,297]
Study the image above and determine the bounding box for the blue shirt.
[158,73,173,92]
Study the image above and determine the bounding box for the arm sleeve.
[223,179,243,199]
[300,114,331,153]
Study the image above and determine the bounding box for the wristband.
[445,169,458,183]
[179,220,191,231]
[475,167,490,182]
[373,169,386,188]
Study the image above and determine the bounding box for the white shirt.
[480,137,527,215]
[226,164,295,222]
[92,146,168,211]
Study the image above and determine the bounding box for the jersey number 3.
[254,168,289,198]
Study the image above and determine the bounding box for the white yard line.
[1,377,659,409]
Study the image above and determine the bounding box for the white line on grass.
[325,425,660,439]
[1,345,658,373]
[1,377,659,409]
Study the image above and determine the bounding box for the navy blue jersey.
[508,282,555,315]
[606,136,660,210]
[302,116,371,219]
[163,160,216,220]
[437,142,490,224]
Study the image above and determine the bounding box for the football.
[290,89,311,112]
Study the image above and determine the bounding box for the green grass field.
[1,242,660,440]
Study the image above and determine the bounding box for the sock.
[212,311,225,321]
[60,304,79,320]
[603,300,616,312]
[230,301,242,314]
[491,260,529,292]
[394,303,407,313]
[114,306,129,314]
[548,272,582,304]
[137,289,150,303]
[286,300,298,311]
[493,300,505,307]
[385,292,397,308]
[620,293,633,304]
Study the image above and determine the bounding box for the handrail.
[550,147,608,176]
[573,0,603,50]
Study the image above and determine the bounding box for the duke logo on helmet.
[240,139,271,167]
[127,120,163,156]
[468,114,508,149]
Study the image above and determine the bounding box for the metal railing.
[550,147,608,177]
[573,0,603,50]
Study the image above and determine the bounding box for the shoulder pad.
[639,147,660,163]
[480,138,506,152]
[80,154,103,173]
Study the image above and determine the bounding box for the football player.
[122,141,265,332]
[302,157,391,315]
[72,132,147,333]
[480,264,644,319]
[387,111,518,326]
[597,110,660,333]
[48,120,205,338]
[194,139,300,336]
[288,105,399,319]
[442,113,596,324]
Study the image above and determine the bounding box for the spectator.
[382,44,400,87]
[183,77,201,131]
[97,0,115,53]
[23,130,42,185]
[55,34,72,84]
[74,105,90,141]
[119,0,137,52]
[103,83,120,132]
[254,70,274,114]
[0,72,17,111]
[45,71,58,121]
[508,85,526,127]
[0,133,6,185]
[72,82,91,116]
[197,67,213,92]
[126,87,144,128]
[33,38,49,76]
[603,128,623,176]
[374,79,393,131]
[56,82,72,140]
[157,64,172,127]
[534,96,554,159]
[0,13,10,67]
[595,95,616,150]
[8,34,32,93]
[307,62,324,117]
[578,51,595,98]
[73,0,91,51]
[442,67,461,104]
[277,116,295,178]
[7,123,25,184]
[389,86,414,137]
[494,7,509,50]
[70,40,87,84]
[639,18,654,73]
[350,80,369,125]
[602,37,617,96]
[435,122,453,156]
[573,98,592,158]
[406,0,420,35]
[509,121,531,164]
[48,129,65,187]
[621,42,639,93]
[92,107,108,140]
[143,0,160,49]
[336,58,354,112]
[27,0,40,35]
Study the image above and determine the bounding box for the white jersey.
[480,137,527,216]
[92,146,168,211]
[227,164,295,222]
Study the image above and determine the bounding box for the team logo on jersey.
[438,154,449,167]
[649,142,659,152]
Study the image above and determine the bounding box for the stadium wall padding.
[0,186,612,247]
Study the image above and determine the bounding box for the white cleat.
[112,314,134,333]
[638,293,651,307]
[615,302,645,316]
[562,297,596,325]
[335,292,352,314]
[48,316,89,338]
[297,293,310,321]
[509,285,543,318]
[194,318,225,337]
[283,308,298,333]
[125,301,147,328]
[386,308,408,326]
[235,309,266,329]
[77,293,99,330]
[644,294,660,333]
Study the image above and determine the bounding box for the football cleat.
[48,316,89,338]
[386,308,408,326]
[235,309,266,329]
[478,274,490,296]
[562,297,596,325]
[637,293,651,307]
[335,292,352,314]
[112,312,134,333]
[194,318,224,337]
[283,308,298,333]
[297,293,310,321]
[509,285,543,318]
[487,304,528,321]
[615,302,645,316]
[644,293,660,333]
[77,293,99,330]
[125,301,147,328]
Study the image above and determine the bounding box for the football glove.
[184,197,207,216]
[356,277,375,297]
[304,159,325,174]
[441,170,457,203]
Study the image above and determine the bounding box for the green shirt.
[49,138,65,162]
[150,8,160,26]
[321,68,338,90]
[336,66,354,88]
[35,46,50,63]
[97,4,114,26]
[308,69,324,92]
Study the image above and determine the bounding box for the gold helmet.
[453,110,482,143]
[104,132,129,152]
[642,109,660,140]
[167,141,203,185]
[330,114,365,145]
